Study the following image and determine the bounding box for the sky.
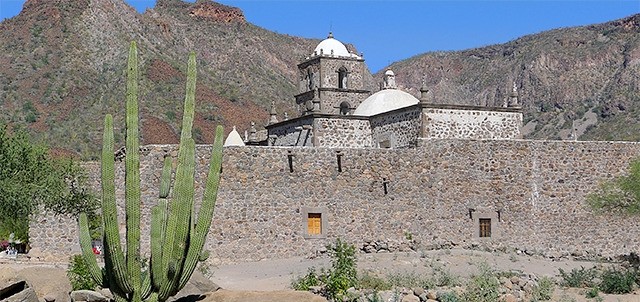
[1,0,639,72]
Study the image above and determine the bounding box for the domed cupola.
[313,32,361,58]
[353,69,419,117]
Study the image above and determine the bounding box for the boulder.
[400,293,419,302]
[69,290,108,302]
[169,271,221,302]
[0,279,39,302]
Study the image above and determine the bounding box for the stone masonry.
[29,139,640,264]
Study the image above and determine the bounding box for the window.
[472,211,499,239]
[339,102,351,115]
[338,67,348,89]
[302,206,328,239]
[307,213,322,235]
[479,218,491,237]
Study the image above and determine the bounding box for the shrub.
[290,239,358,301]
[325,238,358,301]
[358,271,391,291]
[585,287,599,298]
[558,266,598,288]
[67,254,98,291]
[530,276,555,301]
[291,267,322,291]
[598,267,636,294]
[434,266,460,287]
[437,291,461,302]
[461,264,500,302]
[386,271,434,289]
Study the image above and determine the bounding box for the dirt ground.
[3,249,640,302]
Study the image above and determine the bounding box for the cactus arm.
[179,52,196,142]
[177,125,224,289]
[78,213,105,287]
[151,156,172,290]
[158,138,196,299]
[101,114,133,294]
[158,53,197,300]
[124,41,143,302]
[141,270,152,300]
[150,199,167,290]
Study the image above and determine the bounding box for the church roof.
[224,126,245,147]
[353,89,419,117]
[313,32,360,58]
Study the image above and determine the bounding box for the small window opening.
[336,151,343,172]
[338,67,348,89]
[479,218,492,237]
[307,213,322,235]
[287,151,294,172]
[339,102,351,115]
[382,178,389,195]
[379,140,391,149]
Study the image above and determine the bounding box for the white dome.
[313,33,360,58]
[353,89,419,117]
[224,126,245,147]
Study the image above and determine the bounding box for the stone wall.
[268,116,314,146]
[29,140,640,264]
[422,105,522,139]
[313,117,372,148]
[370,106,422,148]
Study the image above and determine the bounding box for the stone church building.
[226,32,523,149]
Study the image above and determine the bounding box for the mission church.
[224,33,524,149]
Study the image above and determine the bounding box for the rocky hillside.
[1,1,639,157]
[0,0,323,158]
[382,14,640,141]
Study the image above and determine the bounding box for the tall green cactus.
[77,41,224,302]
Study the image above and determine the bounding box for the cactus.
[77,41,224,302]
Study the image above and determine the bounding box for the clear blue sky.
[1,0,639,72]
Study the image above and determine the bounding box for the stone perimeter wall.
[29,139,640,264]
[423,108,522,139]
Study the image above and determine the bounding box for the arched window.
[339,101,351,115]
[338,67,348,89]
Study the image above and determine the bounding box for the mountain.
[380,14,640,141]
[0,0,329,158]
[1,1,639,158]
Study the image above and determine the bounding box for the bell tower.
[295,33,371,116]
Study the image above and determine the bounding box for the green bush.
[558,266,598,288]
[434,266,460,287]
[67,254,98,290]
[530,276,555,301]
[461,264,500,302]
[325,238,358,301]
[585,287,599,299]
[291,267,322,291]
[358,271,391,291]
[437,291,460,302]
[290,239,358,301]
[598,268,636,294]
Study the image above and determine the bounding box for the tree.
[0,124,97,242]
[587,158,640,214]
